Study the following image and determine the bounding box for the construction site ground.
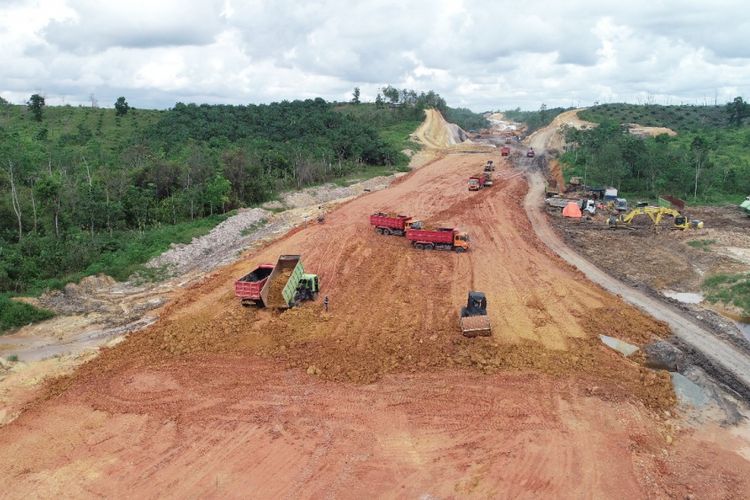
[550,205,750,325]
[0,111,749,497]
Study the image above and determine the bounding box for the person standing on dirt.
[323,295,329,312]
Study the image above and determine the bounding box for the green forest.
[0,88,487,332]
[560,99,750,202]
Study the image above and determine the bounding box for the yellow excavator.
[607,206,704,230]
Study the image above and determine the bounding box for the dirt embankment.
[525,109,596,153]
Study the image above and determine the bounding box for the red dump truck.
[500,146,510,156]
[468,173,491,191]
[369,213,421,235]
[405,227,470,252]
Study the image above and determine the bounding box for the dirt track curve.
[0,111,748,497]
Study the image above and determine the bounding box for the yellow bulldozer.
[607,206,703,230]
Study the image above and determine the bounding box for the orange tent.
[562,202,582,218]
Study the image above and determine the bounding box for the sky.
[1,0,749,111]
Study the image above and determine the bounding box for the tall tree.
[690,135,711,200]
[27,94,45,122]
[726,96,749,127]
[115,96,130,117]
[351,87,360,105]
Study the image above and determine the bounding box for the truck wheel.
[425,243,435,250]
[415,243,424,250]
[376,227,384,234]
[455,247,466,253]
[383,228,392,236]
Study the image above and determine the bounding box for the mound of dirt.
[526,109,596,152]
[412,109,469,149]
[627,123,677,137]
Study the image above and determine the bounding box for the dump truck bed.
[370,213,411,230]
[460,315,492,337]
[405,228,455,245]
[260,255,303,308]
[234,264,274,301]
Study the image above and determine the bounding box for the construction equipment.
[526,148,535,158]
[610,198,628,212]
[370,212,421,235]
[603,187,618,202]
[484,160,495,172]
[545,179,560,197]
[370,213,469,252]
[500,146,510,156]
[468,173,491,191]
[607,206,704,230]
[406,227,470,252]
[235,255,319,308]
[483,171,494,187]
[459,291,491,337]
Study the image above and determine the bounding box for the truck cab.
[468,177,482,191]
[454,232,470,251]
[295,273,320,302]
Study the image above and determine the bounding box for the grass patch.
[240,218,269,237]
[330,163,410,187]
[702,273,750,315]
[687,239,717,252]
[378,120,422,156]
[6,354,19,362]
[0,294,54,334]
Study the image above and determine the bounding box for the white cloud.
[1,0,749,110]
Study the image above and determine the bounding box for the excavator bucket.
[460,315,492,337]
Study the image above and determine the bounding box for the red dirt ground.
[0,153,748,497]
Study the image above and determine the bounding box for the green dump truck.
[235,254,319,308]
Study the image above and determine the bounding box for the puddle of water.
[671,372,711,408]
[599,335,639,356]
[662,290,704,304]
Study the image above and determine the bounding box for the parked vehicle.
[369,213,421,235]
[459,291,491,337]
[405,227,470,252]
[468,173,488,191]
[500,146,510,156]
[526,148,535,158]
[235,255,319,308]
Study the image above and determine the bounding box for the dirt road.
[0,113,748,497]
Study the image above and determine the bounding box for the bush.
[0,294,54,334]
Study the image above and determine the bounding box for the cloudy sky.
[1,0,749,111]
